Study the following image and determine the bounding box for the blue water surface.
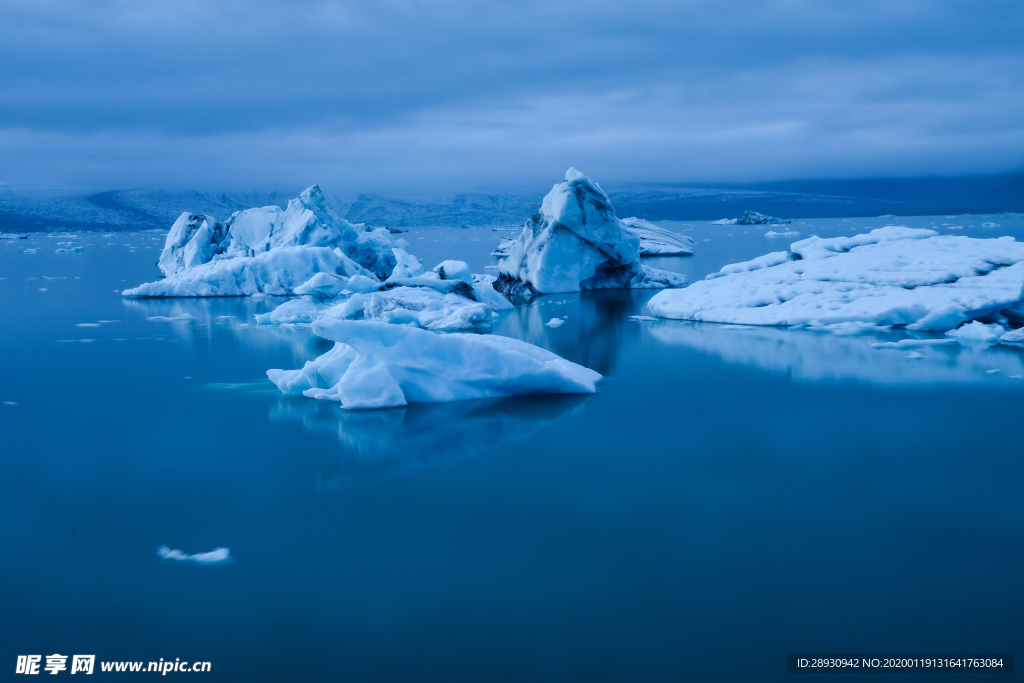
[1,217,1023,681]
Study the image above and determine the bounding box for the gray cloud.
[1,0,1022,191]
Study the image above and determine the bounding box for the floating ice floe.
[619,217,695,255]
[711,218,738,225]
[254,256,512,330]
[494,169,686,297]
[764,230,799,237]
[124,186,400,297]
[157,546,230,564]
[648,227,1024,332]
[267,320,602,409]
[545,317,565,327]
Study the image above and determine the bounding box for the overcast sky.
[1,0,1022,193]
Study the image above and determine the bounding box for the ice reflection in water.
[121,296,331,363]
[493,289,641,376]
[648,320,1024,385]
[270,393,590,486]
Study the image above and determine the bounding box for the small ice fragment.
[982,222,1000,227]
[905,352,926,360]
[157,546,230,564]
[146,315,196,322]
[38,288,47,292]
[946,321,1005,342]
[764,231,800,237]
[546,318,564,327]
[628,315,658,321]
[75,323,101,328]
[2,401,17,406]
[985,369,1001,374]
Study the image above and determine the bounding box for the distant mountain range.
[2,172,1022,233]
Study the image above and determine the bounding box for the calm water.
[1,217,1023,681]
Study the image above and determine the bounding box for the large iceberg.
[647,227,1024,331]
[619,217,695,256]
[125,186,399,297]
[494,169,686,297]
[267,320,602,409]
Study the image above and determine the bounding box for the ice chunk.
[619,217,695,256]
[123,246,368,297]
[648,228,1024,332]
[1000,327,1024,344]
[344,274,383,294]
[386,248,425,280]
[545,318,564,327]
[157,546,230,564]
[293,272,349,299]
[267,320,601,409]
[491,237,515,257]
[711,218,738,225]
[365,286,493,330]
[945,321,1006,342]
[737,211,788,225]
[765,230,799,237]
[630,265,688,289]
[495,168,642,295]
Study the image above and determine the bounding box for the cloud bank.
[1,0,1022,191]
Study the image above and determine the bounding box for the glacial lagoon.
[2,215,1023,681]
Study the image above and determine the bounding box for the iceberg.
[494,169,686,297]
[648,227,1024,332]
[125,186,400,297]
[267,320,602,409]
[619,217,695,256]
[737,211,788,225]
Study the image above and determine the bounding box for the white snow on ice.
[648,227,1024,331]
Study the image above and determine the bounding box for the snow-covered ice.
[545,317,565,327]
[648,227,1024,331]
[495,169,686,296]
[619,217,695,256]
[946,321,1006,342]
[254,257,512,330]
[123,246,369,297]
[1000,327,1024,344]
[267,320,602,409]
